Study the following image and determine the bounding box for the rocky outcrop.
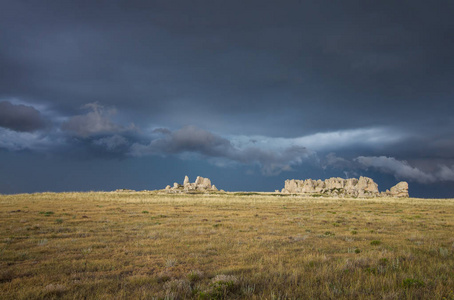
[165,176,219,193]
[381,181,409,198]
[281,176,408,198]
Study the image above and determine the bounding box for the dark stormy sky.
[1,1,454,197]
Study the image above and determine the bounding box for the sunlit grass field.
[1,191,453,299]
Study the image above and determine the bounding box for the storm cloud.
[131,126,311,175]
[356,156,454,184]
[1,1,454,196]
[0,101,46,132]
[62,102,134,137]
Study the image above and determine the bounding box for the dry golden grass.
[0,191,453,299]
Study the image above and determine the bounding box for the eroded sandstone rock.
[165,176,219,193]
[281,176,408,198]
[389,181,409,197]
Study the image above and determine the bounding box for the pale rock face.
[281,176,407,198]
[314,180,325,192]
[166,176,218,193]
[194,176,203,186]
[356,176,379,195]
[325,177,344,189]
[356,176,368,191]
[344,178,359,197]
[345,178,358,190]
[389,181,409,197]
[301,179,315,193]
[201,178,212,189]
[286,180,298,193]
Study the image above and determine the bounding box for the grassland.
[0,191,453,299]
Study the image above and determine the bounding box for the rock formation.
[281,176,408,198]
[381,181,409,198]
[183,176,190,186]
[165,176,219,193]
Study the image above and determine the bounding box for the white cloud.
[436,165,454,181]
[229,127,402,152]
[356,156,454,183]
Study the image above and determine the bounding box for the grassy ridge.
[0,192,453,299]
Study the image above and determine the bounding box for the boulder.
[201,177,212,189]
[389,181,409,197]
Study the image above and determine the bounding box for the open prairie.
[0,192,453,299]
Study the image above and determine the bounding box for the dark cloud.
[143,125,231,156]
[131,125,310,175]
[0,101,46,132]
[0,1,454,196]
[61,102,135,137]
[1,1,453,136]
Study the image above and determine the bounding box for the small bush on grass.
[403,278,425,288]
[187,270,203,283]
[207,275,239,299]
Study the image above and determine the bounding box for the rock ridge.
[281,176,409,198]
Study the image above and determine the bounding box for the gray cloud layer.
[356,156,454,184]
[1,1,453,137]
[1,1,453,195]
[130,125,311,175]
[0,101,46,132]
[61,102,134,137]
[356,156,436,183]
[1,100,453,186]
